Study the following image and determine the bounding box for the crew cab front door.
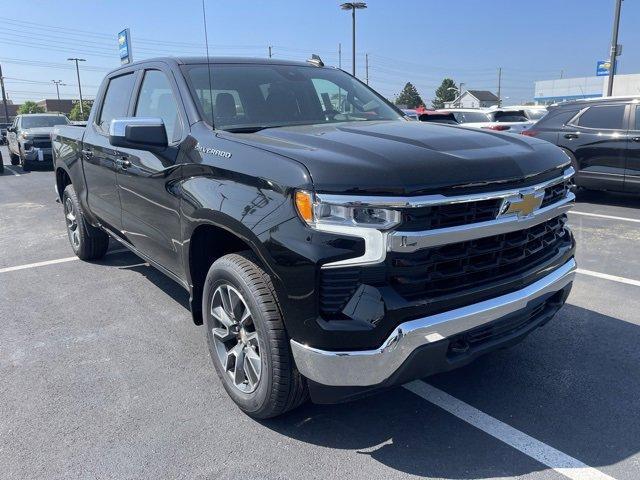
[83,71,137,232]
[116,68,185,277]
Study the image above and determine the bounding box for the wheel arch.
[185,216,283,326]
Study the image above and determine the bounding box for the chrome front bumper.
[291,258,576,387]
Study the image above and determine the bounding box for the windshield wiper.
[222,125,272,133]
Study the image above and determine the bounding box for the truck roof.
[110,56,318,74]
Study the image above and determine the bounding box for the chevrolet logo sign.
[500,190,544,218]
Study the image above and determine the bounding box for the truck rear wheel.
[10,151,19,166]
[203,252,308,419]
[62,185,109,260]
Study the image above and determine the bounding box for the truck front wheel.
[9,151,19,166]
[203,252,308,419]
[62,185,109,260]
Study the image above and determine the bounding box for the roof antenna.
[307,54,324,67]
[201,0,215,127]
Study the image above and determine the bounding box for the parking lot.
[1,144,639,480]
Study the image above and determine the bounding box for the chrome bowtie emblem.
[501,190,544,218]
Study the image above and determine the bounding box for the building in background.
[1,99,21,122]
[36,99,75,115]
[535,73,640,104]
[444,90,499,109]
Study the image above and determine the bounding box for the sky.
[1,0,639,107]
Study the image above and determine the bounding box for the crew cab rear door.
[116,66,186,277]
[82,71,137,232]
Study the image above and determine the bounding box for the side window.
[576,105,626,130]
[97,73,136,134]
[635,106,640,131]
[135,70,182,142]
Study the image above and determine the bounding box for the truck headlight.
[20,132,31,140]
[295,190,401,268]
[295,190,400,230]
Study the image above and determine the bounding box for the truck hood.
[23,127,57,136]
[227,120,568,195]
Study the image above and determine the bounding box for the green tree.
[395,82,424,109]
[432,78,458,109]
[68,100,93,121]
[17,101,45,114]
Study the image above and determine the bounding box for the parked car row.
[413,105,548,134]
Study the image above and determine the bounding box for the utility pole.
[497,67,502,106]
[560,69,564,79]
[0,64,9,123]
[338,43,342,69]
[365,53,369,85]
[606,0,623,96]
[52,80,65,100]
[268,46,272,58]
[67,58,86,115]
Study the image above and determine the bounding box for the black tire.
[21,154,30,172]
[203,252,308,419]
[62,184,109,260]
[10,151,20,166]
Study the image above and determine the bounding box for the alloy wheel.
[210,284,262,393]
[64,197,80,249]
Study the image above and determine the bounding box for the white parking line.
[404,381,616,480]
[577,269,640,288]
[569,211,640,224]
[0,248,129,274]
[4,166,21,176]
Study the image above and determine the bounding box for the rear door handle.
[81,149,93,159]
[631,137,640,142]
[564,133,579,139]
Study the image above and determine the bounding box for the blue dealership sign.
[596,60,612,76]
[118,28,132,65]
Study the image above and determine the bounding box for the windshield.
[490,111,529,123]
[21,116,69,129]
[182,63,403,131]
[450,111,490,123]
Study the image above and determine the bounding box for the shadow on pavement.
[93,248,190,311]
[262,304,640,479]
[575,188,640,209]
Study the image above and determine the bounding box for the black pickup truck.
[52,56,576,418]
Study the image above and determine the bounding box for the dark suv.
[523,97,640,193]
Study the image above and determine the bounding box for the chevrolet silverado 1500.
[52,56,576,418]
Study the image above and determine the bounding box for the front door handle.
[115,157,131,169]
[564,133,579,139]
[81,149,93,159]
[631,136,640,142]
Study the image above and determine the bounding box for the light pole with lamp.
[340,2,367,77]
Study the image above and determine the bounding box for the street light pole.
[67,58,86,115]
[340,2,367,77]
[606,0,623,96]
[52,80,65,100]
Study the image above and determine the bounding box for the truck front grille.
[31,137,52,149]
[387,215,570,300]
[401,199,502,231]
[400,179,571,231]
[319,215,571,317]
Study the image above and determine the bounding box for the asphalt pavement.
[1,145,639,480]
